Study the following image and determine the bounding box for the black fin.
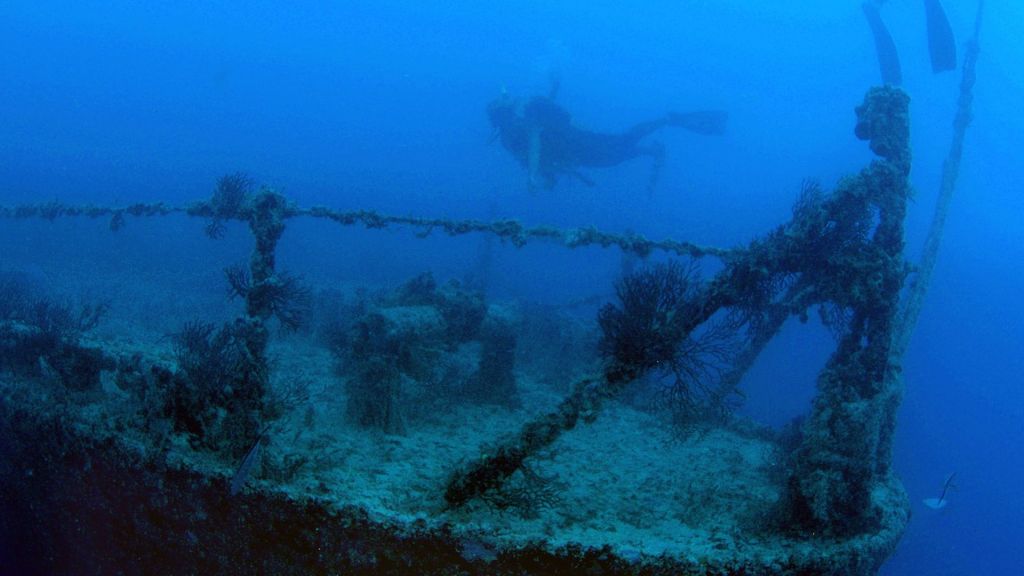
[862,2,903,85]
[925,0,958,72]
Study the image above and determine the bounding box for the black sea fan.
[598,260,700,373]
[256,272,312,331]
[224,264,311,330]
[206,172,253,238]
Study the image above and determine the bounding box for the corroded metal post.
[245,191,289,322]
[786,86,912,534]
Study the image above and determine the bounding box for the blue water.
[1,1,1020,573]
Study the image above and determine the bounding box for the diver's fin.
[862,2,903,85]
[925,0,958,73]
[667,110,728,135]
[923,497,948,510]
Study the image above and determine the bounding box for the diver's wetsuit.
[488,95,726,190]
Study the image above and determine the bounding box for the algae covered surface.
[0,301,907,574]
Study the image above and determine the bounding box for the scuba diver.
[487,81,727,192]
[862,0,958,85]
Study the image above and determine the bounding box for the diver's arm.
[547,73,561,100]
[527,127,542,190]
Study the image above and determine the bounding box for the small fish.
[230,426,269,496]
[923,472,957,510]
